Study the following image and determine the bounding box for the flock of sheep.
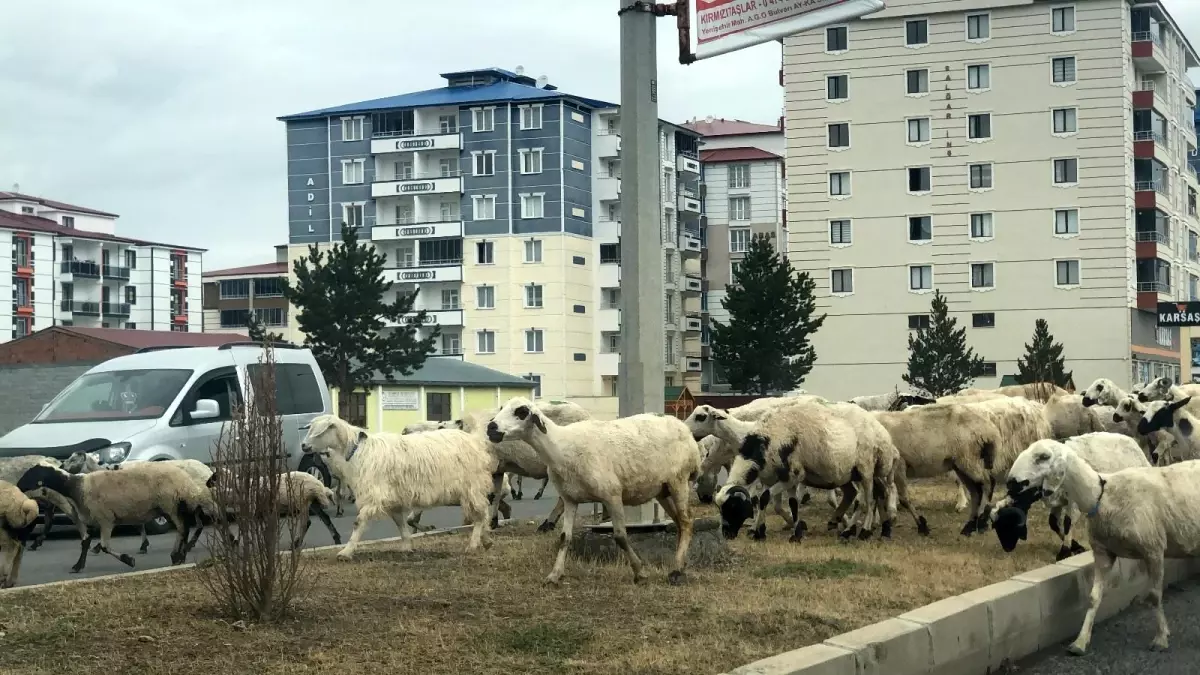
[1,373,1199,657]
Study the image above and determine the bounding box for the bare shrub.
[196,345,312,620]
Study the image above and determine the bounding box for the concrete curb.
[0,520,499,595]
[724,553,1199,675]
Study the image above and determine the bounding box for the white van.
[0,341,332,532]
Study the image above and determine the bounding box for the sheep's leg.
[954,479,971,513]
[771,489,796,530]
[846,469,876,540]
[534,477,549,501]
[336,504,380,561]
[71,529,94,573]
[463,496,492,552]
[826,482,857,533]
[664,484,694,586]
[292,511,314,550]
[0,543,23,589]
[953,468,986,536]
[171,505,196,565]
[509,474,523,500]
[30,503,54,551]
[388,508,416,553]
[604,500,647,584]
[488,473,505,529]
[1068,547,1115,655]
[537,497,565,533]
[498,497,512,521]
[545,501,578,585]
[1049,504,1073,561]
[311,503,341,545]
[96,524,136,568]
[748,486,775,540]
[139,525,151,554]
[1144,554,1170,651]
[892,472,928,535]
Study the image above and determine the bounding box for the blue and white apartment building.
[279,67,707,404]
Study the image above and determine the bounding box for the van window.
[247,363,324,415]
[173,367,241,426]
[36,369,193,423]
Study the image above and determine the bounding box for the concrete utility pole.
[617,0,665,525]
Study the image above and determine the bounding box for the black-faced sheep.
[485,397,700,586]
[1109,396,1174,464]
[0,480,38,588]
[301,415,495,559]
[1002,435,1200,654]
[1137,396,1200,464]
[1135,377,1200,403]
[206,468,341,549]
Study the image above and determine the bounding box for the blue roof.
[278,68,613,121]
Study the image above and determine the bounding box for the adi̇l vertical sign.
[689,0,886,60]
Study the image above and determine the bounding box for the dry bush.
[195,345,313,620]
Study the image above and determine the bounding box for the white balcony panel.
[596,176,621,202]
[598,263,620,288]
[373,221,463,241]
[387,264,463,283]
[371,133,462,154]
[598,308,621,333]
[677,155,700,175]
[387,309,465,328]
[597,352,619,377]
[371,176,463,198]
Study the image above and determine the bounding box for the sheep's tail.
[980,440,996,472]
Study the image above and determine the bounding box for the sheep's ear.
[531,413,547,434]
[713,409,728,420]
[356,430,368,443]
[454,420,464,430]
[1180,417,1194,437]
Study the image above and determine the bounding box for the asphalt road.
[1017,578,1200,674]
[14,485,563,588]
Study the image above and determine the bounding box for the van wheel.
[298,455,332,488]
[143,514,172,536]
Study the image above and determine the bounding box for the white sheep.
[485,397,700,585]
[1138,396,1200,460]
[402,421,443,434]
[16,462,214,573]
[1135,377,1200,403]
[991,433,1151,561]
[0,480,38,589]
[1042,394,1106,440]
[206,468,342,549]
[1001,435,1200,654]
[959,382,1069,401]
[1109,396,1175,464]
[849,391,936,412]
[962,396,1053,499]
[301,415,495,559]
[1081,377,1132,409]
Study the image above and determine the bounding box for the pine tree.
[903,290,986,397]
[711,233,826,394]
[283,223,438,404]
[245,314,285,344]
[1016,318,1073,388]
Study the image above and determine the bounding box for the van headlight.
[98,442,130,465]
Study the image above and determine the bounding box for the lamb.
[1081,377,1132,409]
[715,400,900,543]
[206,468,341,549]
[485,397,700,585]
[0,480,38,589]
[991,433,1151,560]
[1138,396,1200,461]
[1109,396,1176,464]
[300,415,495,559]
[1001,436,1200,654]
[16,462,214,573]
[1135,377,1200,403]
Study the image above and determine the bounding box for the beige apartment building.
[782,0,1199,400]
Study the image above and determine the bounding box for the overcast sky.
[1,1,1197,270]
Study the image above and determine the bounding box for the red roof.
[681,118,781,137]
[700,147,782,163]
[0,192,119,218]
[203,262,288,278]
[0,210,204,252]
[56,326,250,350]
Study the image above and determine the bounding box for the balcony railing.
[61,261,100,278]
[1137,281,1171,293]
[376,169,462,182]
[372,127,458,139]
[102,265,130,280]
[1136,230,1171,244]
[1135,179,1168,195]
[102,302,131,316]
[60,300,100,315]
[391,214,462,225]
[1137,80,1156,92]
[679,185,699,199]
[394,257,463,268]
[678,148,699,159]
[1132,31,1164,47]
[1134,130,1166,145]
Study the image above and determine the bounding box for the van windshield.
[34,369,194,423]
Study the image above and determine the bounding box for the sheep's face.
[1112,397,1144,425]
[487,397,546,443]
[1082,378,1119,408]
[1137,377,1173,403]
[1139,397,1193,436]
[16,464,71,497]
[1005,440,1067,506]
[992,505,1029,552]
[684,405,727,441]
[717,483,756,539]
[301,414,363,460]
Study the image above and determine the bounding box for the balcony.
[385,259,464,283]
[677,153,701,175]
[387,309,465,329]
[677,188,701,218]
[597,352,619,377]
[102,265,130,281]
[1135,179,1169,209]
[1133,130,1168,159]
[684,315,702,332]
[595,130,621,158]
[596,175,621,202]
[60,260,100,278]
[598,308,621,333]
[682,275,703,293]
[61,300,99,315]
[370,130,462,154]
[371,171,463,198]
[372,219,463,241]
[596,218,620,242]
[1131,31,1167,74]
[102,302,131,317]
[1136,229,1170,259]
[1132,80,1165,112]
[680,233,702,254]
[429,352,465,361]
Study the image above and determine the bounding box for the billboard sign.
[1157,301,1200,327]
[688,0,886,61]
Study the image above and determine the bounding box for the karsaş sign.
[1157,302,1200,326]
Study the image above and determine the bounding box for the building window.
[341,117,363,142]
[731,260,742,279]
[829,171,851,196]
[477,330,496,354]
[476,241,494,264]
[440,288,460,311]
[826,75,848,100]
[439,114,457,133]
[909,265,933,291]
[908,216,932,242]
[830,219,852,245]
[970,213,994,239]
[472,107,495,132]
[519,148,543,174]
[519,105,543,130]
[907,118,931,144]
[600,243,620,263]
[476,285,495,309]
[525,330,544,353]
[980,362,998,377]
[524,284,544,308]
[219,279,250,299]
[728,164,751,189]
[523,374,543,397]
[520,194,544,219]
[1054,158,1078,184]
[827,123,850,149]
[969,163,993,189]
[905,19,928,46]
[971,262,995,289]
[13,278,29,307]
[524,239,543,263]
[1055,209,1079,235]
[730,227,751,253]
[440,333,461,356]
[973,312,996,328]
[729,197,751,221]
[1053,108,1077,133]
[908,167,931,192]
[61,215,75,228]
[1052,6,1075,33]
[831,268,854,294]
[472,195,496,221]
[602,332,621,354]
[1052,56,1076,83]
[342,203,363,229]
[254,307,286,326]
[472,151,495,176]
[125,249,137,269]
[908,314,930,330]
[826,25,848,51]
[125,285,137,305]
[968,113,992,140]
[906,69,929,94]
[13,316,30,339]
[253,278,285,297]
[967,65,991,91]
[966,13,990,39]
[340,159,365,185]
[1056,259,1081,286]
[602,287,620,309]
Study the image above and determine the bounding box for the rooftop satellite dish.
[705,115,714,123]
[536,75,548,88]
[514,65,525,76]
[11,183,18,192]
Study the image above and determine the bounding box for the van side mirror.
[191,399,220,420]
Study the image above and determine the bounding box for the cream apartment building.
[782,0,1200,400]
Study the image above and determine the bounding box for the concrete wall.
[0,363,93,436]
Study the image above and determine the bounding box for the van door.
[161,366,243,464]
[248,361,326,471]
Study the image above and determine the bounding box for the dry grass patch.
[0,479,1064,675]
